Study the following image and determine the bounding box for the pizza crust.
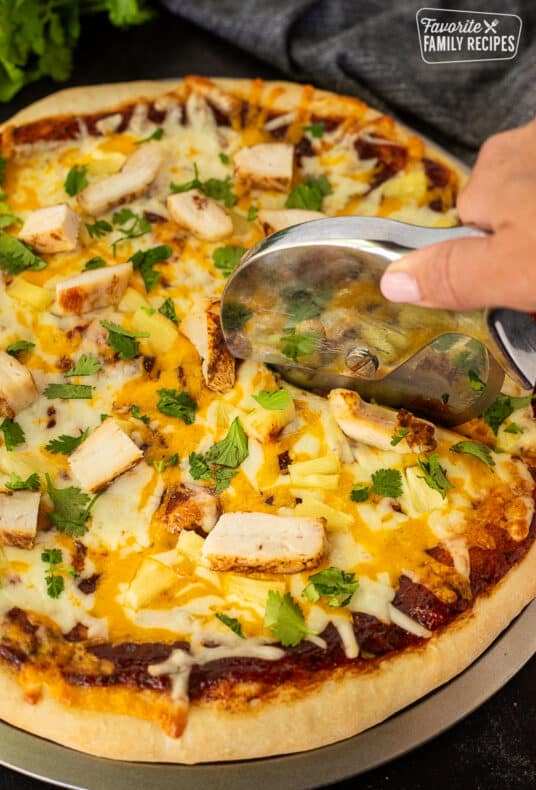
[0,534,534,763]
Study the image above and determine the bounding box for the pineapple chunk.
[88,151,127,176]
[7,278,53,311]
[242,399,295,443]
[383,170,428,202]
[293,498,354,532]
[177,529,205,562]
[288,473,340,489]
[226,574,285,615]
[405,466,444,514]
[124,557,178,609]
[288,453,340,477]
[132,308,178,353]
[118,287,149,313]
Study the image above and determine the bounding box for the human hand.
[380,118,536,311]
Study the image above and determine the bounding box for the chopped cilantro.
[282,286,329,327]
[189,452,212,481]
[205,417,248,468]
[129,244,172,292]
[100,320,148,360]
[285,175,331,211]
[350,483,370,502]
[213,467,238,494]
[135,127,164,144]
[64,164,88,196]
[390,428,409,446]
[85,219,112,239]
[43,383,94,400]
[280,329,320,361]
[216,612,244,638]
[468,369,485,391]
[6,339,34,358]
[483,393,533,435]
[45,474,99,537]
[5,472,40,491]
[221,301,252,332]
[212,245,245,278]
[41,548,62,565]
[302,567,358,607]
[41,548,66,599]
[450,440,495,467]
[130,404,150,425]
[371,468,403,498]
[83,256,106,271]
[0,418,25,451]
[169,163,237,207]
[159,297,178,324]
[264,591,310,647]
[417,454,453,498]
[45,429,89,455]
[303,121,324,138]
[219,152,230,164]
[252,390,292,411]
[111,209,151,254]
[441,392,450,404]
[505,422,523,435]
[157,389,197,424]
[247,205,258,221]
[0,234,46,275]
[64,354,102,377]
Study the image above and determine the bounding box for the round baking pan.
[0,599,534,790]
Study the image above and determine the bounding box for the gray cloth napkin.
[162,0,536,162]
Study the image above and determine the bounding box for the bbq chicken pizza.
[0,76,533,763]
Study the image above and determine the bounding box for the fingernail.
[380,271,422,303]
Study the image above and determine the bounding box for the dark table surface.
[0,8,535,790]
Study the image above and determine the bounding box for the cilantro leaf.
[45,429,88,455]
[483,393,533,435]
[280,329,320,361]
[450,440,495,467]
[302,567,358,607]
[45,574,65,598]
[213,467,238,493]
[169,163,201,193]
[282,286,330,327]
[111,209,151,253]
[64,354,102,377]
[350,483,370,502]
[100,320,148,360]
[252,390,292,411]
[417,454,453,498]
[264,591,310,647]
[83,256,106,271]
[216,612,245,638]
[85,220,112,239]
[157,389,197,424]
[130,404,150,424]
[0,418,25,451]
[505,422,523,435]
[129,244,172,292]
[390,428,409,446]
[150,453,179,473]
[212,245,245,278]
[41,548,62,566]
[64,164,88,196]
[136,127,164,144]
[189,452,212,481]
[45,474,99,537]
[371,468,403,498]
[285,176,332,211]
[0,234,46,275]
[219,152,230,164]
[221,301,252,332]
[205,417,248,468]
[468,369,485,392]
[303,122,325,138]
[43,383,93,399]
[6,339,34,358]
[170,163,237,207]
[247,206,258,221]
[5,472,40,491]
[159,298,178,324]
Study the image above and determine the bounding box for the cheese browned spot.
[161,483,220,534]
[166,189,233,242]
[77,142,163,216]
[55,262,132,316]
[18,204,80,254]
[202,511,326,573]
[0,491,40,549]
[180,299,235,393]
[69,418,143,492]
[234,143,294,191]
[0,350,38,419]
[328,388,436,453]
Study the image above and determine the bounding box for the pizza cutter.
[220,217,536,425]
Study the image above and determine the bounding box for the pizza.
[0,76,533,764]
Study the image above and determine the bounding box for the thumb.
[379,231,534,311]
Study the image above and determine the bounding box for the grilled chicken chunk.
[18,204,80,253]
[162,483,220,534]
[181,298,235,393]
[77,143,163,216]
[0,490,40,549]
[234,143,294,191]
[202,512,326,573]
[69,418,143,492]
[55,262,132,316]
[328,389,437,453]
[0,350,38,419]
[257,208,325,234]
[166,189,233,241]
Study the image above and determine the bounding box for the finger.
[380,231,536,312]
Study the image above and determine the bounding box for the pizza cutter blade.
[220,217,536,425]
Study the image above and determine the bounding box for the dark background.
[0,8,535,790]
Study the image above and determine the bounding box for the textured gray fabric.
[162,0,536,160]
